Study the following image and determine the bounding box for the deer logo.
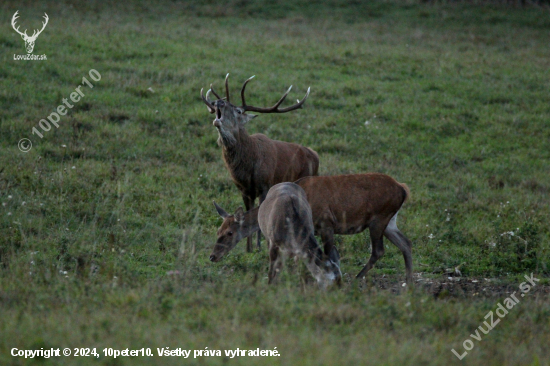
[11,11,49,54]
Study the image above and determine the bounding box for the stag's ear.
[328,246,340,267]
[213,201,229,218]
[241,114,257,124]
[234,207,245,224]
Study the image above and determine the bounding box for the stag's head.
[209,202,248,262]
[11,11,49,54]
[201,74,310,147]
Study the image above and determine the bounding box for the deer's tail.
[400,183,411,204]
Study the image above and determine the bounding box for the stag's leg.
[356,220,386,280]
[268,244,283,284]
[243,195,254,253]
[383,212,413,284]
[256,192,267,251]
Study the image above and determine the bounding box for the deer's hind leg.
[383,212,413,284]
[356,219,386,280]
[267,244,283,284]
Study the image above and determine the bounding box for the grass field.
[1,0,550,365]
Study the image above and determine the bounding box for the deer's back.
[295,173,407,234]
[259,183,315,249]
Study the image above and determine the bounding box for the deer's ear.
[213,201,229,218]
[234,207,245,224]
[242,114,257,124]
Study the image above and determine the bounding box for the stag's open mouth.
[212,108,223,128]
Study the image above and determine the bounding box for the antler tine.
[241,80,311,114]
[201,88,216,113]
[280,86,311,112]
[271,85,292,109]
[240,75,255,107]
[225,73,230,103]
[209,83,222,100]
[268,85,309,113]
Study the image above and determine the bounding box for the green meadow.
[0,1,549,364]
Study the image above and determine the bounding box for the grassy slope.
[0,1,549,365]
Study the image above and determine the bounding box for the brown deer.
[201,74,319,252]
[210,173,413,284]
[258,183,342,287]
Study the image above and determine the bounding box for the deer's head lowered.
[11,11,49,54]
[201,74,310,147]
[210,202,258,262]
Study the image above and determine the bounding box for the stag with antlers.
[201,74,319,252]
[11,11,49,54]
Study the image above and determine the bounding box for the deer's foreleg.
[256,192,268,251]
[243,194,254,253]
[320,228,335,257]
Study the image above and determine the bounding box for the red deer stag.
[211,173,413,284]
[258,183,341,287]
[201,74,319,252]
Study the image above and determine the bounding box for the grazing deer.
[201,74,319,252]
[11,11,49,54]
[259,183,342,287]
[213,183,341,287]
[210,173,413,284]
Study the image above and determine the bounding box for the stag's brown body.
[211,173,413,283]
[222,130,319,207]
[202,75,319,252]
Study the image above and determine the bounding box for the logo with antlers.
[11,10,49,54]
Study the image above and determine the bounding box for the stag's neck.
[241,206,260,238]
[221,128,257,169]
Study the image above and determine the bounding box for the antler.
[225,73,230,102]
[209,84,222,100]
[201,88,216,113]
[200,73,231,113]
[206,74,231,102]
[29,13,49,40]
[240,76,311,113]
[11,11,28,38]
